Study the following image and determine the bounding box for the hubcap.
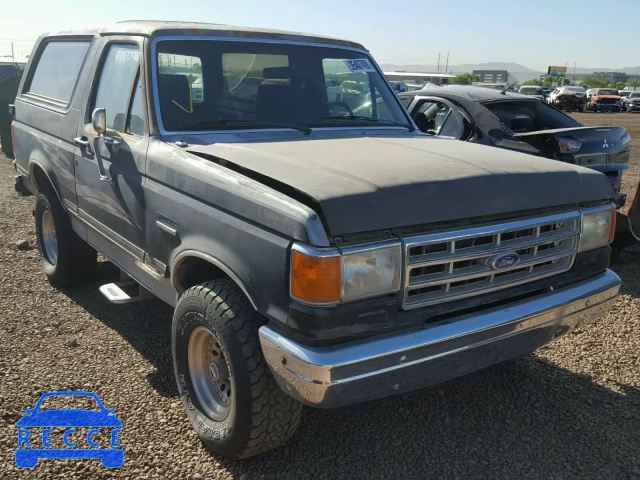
[41,209,58,265]
[188,326,232,420]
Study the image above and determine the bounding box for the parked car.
[517,85,544,101]
[542,87,554,99]
[399,85,629,205]
[546,86,587,111]
[12,21,621,459]
[622,91,640,112]
[586,88,621,112]
[619,90,632,103]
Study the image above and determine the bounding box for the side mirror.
[92,108,107,136]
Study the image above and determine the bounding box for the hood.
[594,95,620,100]
[187,135,613,235]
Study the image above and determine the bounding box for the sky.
[1,0,639,69]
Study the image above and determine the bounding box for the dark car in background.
[622,91,640,112]
[399,86,629,206]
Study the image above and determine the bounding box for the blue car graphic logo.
[15,391,123,469]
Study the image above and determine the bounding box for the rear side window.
[27,41,90,104]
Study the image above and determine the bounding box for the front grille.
[402,211,580,309]
[597,98,617,105]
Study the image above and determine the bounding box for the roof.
[399,85,537,102]
[383,71,455,78]
[42,21,365,50]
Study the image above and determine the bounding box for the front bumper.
[260,270,620,408]
[627,104,640,111]
[594,104,620,111]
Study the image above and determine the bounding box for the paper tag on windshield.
[344,59,375,73]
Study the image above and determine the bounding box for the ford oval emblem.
[490,252,520,270]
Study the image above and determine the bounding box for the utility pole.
[445,52,449,73]
[436,52,441,73]
[11,42,14,63]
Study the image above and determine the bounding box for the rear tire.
[34,186,97,287]
[172,279,302,459]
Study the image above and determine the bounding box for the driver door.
[74,38,147,259]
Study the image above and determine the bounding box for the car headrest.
[263,67,290,79]
[158,74,191,130]
[256,83,296,122]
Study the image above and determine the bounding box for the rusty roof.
[44,21,366,50]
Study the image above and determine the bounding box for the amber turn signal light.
[290,250,341,305]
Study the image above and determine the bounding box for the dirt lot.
[1,113,639,479]
[572,112,640,216]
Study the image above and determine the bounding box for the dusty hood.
[187,135,613,235]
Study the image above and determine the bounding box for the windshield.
[597,89,618,96]
[155,40,409,132]
[631,92,640,98]
[562,87,585,93]
[518,87,542,94]
[484,101,580,134]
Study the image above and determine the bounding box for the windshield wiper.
[178,119,312,135]
[322,115,415,132]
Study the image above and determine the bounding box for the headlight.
[579,206,616,253]
[341,242,402,301]
[290,241,402,306]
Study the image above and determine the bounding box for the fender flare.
[171,249,258,310]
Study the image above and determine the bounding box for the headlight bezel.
[578,204,616,253]
[290,240,402,307]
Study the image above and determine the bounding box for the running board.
[99,282,140,304]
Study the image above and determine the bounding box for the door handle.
[74,136,90,148]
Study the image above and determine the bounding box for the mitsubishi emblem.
[603,139,609,148]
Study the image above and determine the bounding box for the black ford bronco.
[12,21,620,459]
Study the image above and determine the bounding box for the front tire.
[172,279,302,459]
[34,186,97,287]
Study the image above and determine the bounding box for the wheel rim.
[188,326,232,420]
[41,209,58,265]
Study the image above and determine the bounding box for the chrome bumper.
[259,270,620,408]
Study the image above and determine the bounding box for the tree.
[523,79,543,86]
[581,77,608,89]
[451,73,480,85]
[627,77,640,88]
[615,81,626,90]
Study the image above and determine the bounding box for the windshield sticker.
[344,59,375,73]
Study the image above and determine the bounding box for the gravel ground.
[1,113,639,479]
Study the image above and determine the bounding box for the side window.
[412,100,461,138]
[94,45,141,133]
[400,96,413,108]
[27,41,90,104]
[438,109,462,138]
[222,53,289,102]
[322,59,371,115]
[158,53,203,103]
